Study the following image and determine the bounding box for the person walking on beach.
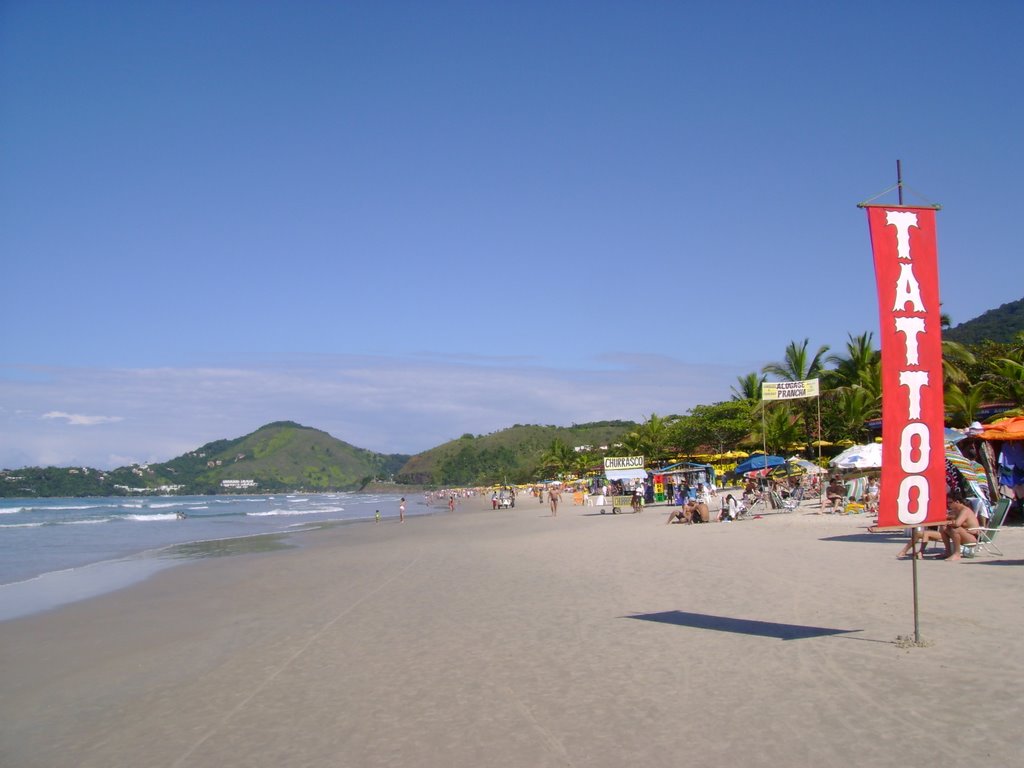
[548,485,561,516]
[631,482,644,513]
[399,497,406,523]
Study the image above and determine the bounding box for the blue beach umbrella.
[732,454,786,475]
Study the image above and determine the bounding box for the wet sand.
[2,494,1021,767]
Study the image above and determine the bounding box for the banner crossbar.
[857,184,942,210]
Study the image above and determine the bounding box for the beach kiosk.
[652,461,717,503]
[600,456,648,513]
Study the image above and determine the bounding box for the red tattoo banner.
[865,206,946,527]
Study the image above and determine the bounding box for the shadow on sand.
[970,558,1024,567]
[819,532,906,544]
[624,610,862,641]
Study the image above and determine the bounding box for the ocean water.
[0,492,423,621]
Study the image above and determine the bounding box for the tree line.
[535,331,1024,479]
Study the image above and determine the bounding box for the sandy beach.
[2,494,1021,767]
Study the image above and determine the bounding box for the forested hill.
[1,422,410,497]
[152,421,410,493]
[395,421,636,486]
[945,296,1024,344]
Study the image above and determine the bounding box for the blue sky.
[2,1,1021,469]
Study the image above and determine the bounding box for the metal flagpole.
[761,401,768,479]
[913,526,922,643]
[817,392,824,508]
[898,158,923,645]
[759,383,768,483]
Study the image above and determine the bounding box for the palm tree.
[944,382,988,427]
[826,332,879,392]
[539,439,573,478]
[763,338,830,382]
[941,339,976,388]
[763,339,830,449]
[622,413,673,463]
[979,357,1024,410]
[731,372,765,401]
[751,404,804,455]
[570,451,597,479]
[833,386,881,442]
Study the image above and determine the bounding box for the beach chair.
[770,490,798,513]
[963,497,1010,558]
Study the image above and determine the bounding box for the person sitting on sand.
[897,527,944,559]
[941,492,980,560]
[865,477,879,504]
[717,494,739,522]
[825,476,846,512]
[692,500,710,523]
[667,499,709,524]
[668,499,695,524]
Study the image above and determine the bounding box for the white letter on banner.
[897,475,929,525]
[886,210,919,261]
[898,371,929,419]
[892,262,926,313]
[894,317,926,365]
[900,422,930,473]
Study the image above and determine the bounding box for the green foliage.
[7,303,1023,498]
[752,404,805,455]
[944,296,1024,344]
[395,422,635,486]
[670,401,754,454]
[731,372,765,401]
[620,413,675,463]
[0,467,124,497]
[0,422,411,497]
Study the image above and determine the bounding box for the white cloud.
[41,411,124,426]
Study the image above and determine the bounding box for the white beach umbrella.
[785,457,826,474]
[829,442,883,470]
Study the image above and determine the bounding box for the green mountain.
[0,422,410,497]
[395,421,636,486]
[945,296,1024,344]
[154,421,410,493]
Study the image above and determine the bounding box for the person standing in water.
[399,497,406,523]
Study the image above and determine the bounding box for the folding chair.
[770,490,798,513]
[963,498,1009,558]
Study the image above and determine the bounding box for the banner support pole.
[898,159,922,645]
[912,526,922,644]
[897,159,904,205]
[761,403,768,481]
[817,393,824,508]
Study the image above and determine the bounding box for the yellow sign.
[762,378,820,401]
